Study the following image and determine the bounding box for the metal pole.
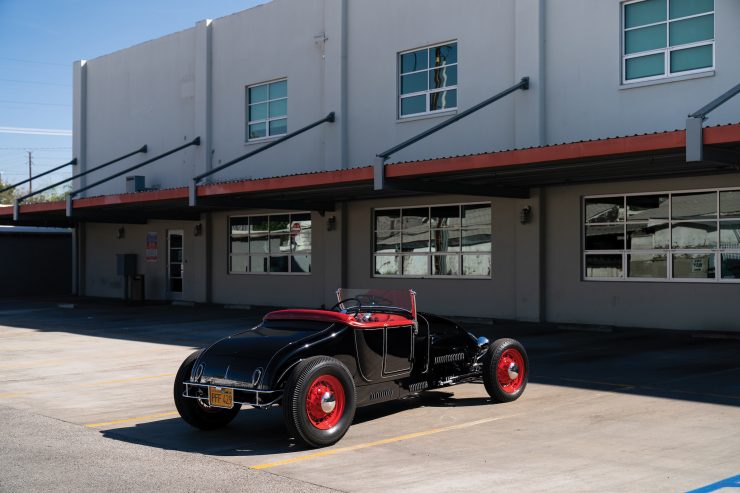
[689,82,740,119]
[27,151,32,196]
[374,77,530,189]
[0,158,76,195]
[16,146,147,206]
[190,112,335,206]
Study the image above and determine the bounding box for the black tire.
[482,338,529,403]
[283,356,356,448]
[173,350,241,430]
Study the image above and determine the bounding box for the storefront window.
[583,188,740,282]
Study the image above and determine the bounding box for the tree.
[0,179,21,205]
[0,180,70,205]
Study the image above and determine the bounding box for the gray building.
[2,0,739,330]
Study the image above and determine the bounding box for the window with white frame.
[398,42,458,118]
[373,203,491,278]
[622,0,714,83]
[229,212,311,274]
[246,79,287,141]
[583,189,740,281]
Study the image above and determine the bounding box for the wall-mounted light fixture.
[326,215,336,231]
[116,227,125,239]
[194,223,203,237]
[520,206,532,225]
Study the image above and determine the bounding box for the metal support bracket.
[685,116,704,162]
[373,77,530,191]
[373,156,386,191]
[686,82,740,163]
[66,195,73,218]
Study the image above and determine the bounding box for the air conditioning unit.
[125,175,146,193]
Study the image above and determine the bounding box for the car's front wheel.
[283,356,356,448]
[482,338,528,403]
[173,350,241,430]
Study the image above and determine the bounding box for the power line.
[0,78,71,87]
[0,100,71,107]
[0,147,72,150]
[0,57,68,67]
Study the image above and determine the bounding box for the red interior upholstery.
[264,309,412,328]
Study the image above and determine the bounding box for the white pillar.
[72,60,87,194]
[194,19,213,179]
[514,0,546,149]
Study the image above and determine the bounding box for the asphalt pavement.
[1,298,739,492]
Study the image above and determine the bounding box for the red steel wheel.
[483,338,529,403]
[283,356,356,448]
[305,374,346,430]
[496,348,526,393]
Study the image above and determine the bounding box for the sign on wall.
[146,232,158,262]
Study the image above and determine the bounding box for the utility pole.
[27,151,32,195]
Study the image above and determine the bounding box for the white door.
[168,230,184,299]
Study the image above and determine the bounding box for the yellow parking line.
[249,415,514,470]
[0,392,28,398]
[84,411,179,428]
[79,373,176,387]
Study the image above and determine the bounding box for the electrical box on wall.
[116,254,138,276]
[126,175,146,193]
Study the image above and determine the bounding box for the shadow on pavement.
[2,298,739,410]
[100,392,461,457]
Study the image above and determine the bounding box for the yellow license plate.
[208,387,234,409]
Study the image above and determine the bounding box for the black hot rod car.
[174,289,528,448]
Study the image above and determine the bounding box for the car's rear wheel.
[283,356,356,448]
[482,338,528,403]
[173,350,241,430]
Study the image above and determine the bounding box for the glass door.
[168,230,184,298]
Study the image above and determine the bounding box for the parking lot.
[1,298,739,492]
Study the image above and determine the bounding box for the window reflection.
[671,192,716,220]
[432,255,460,276]
[627,194,668,220]
[673,253,715,279]
[430,205,460,228]
[720,191,740,218]
[720,221,740,249]
[229,213,311,274]
[585,224,624,250]
[628,253,667,278]
[462,255,491,276]
[403,255,428,276]
[627,222,669,249]
[374,203,491,277]
[721,253,740,279]
[671,221,717,249]
[585,197,624,223]
[375,255,400,276]
[585,254,623,278]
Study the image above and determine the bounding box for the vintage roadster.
[174,289,528,448]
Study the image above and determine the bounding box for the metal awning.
[2,123,739,228]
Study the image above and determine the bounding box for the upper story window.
[229,212,311,274]
[373,202,491,278]
[622,0,714,83]
[246,79,287,141]
[398,42,457,118]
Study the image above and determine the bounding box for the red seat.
[264,309,412,329]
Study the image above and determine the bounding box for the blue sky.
[0,0,266,191]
